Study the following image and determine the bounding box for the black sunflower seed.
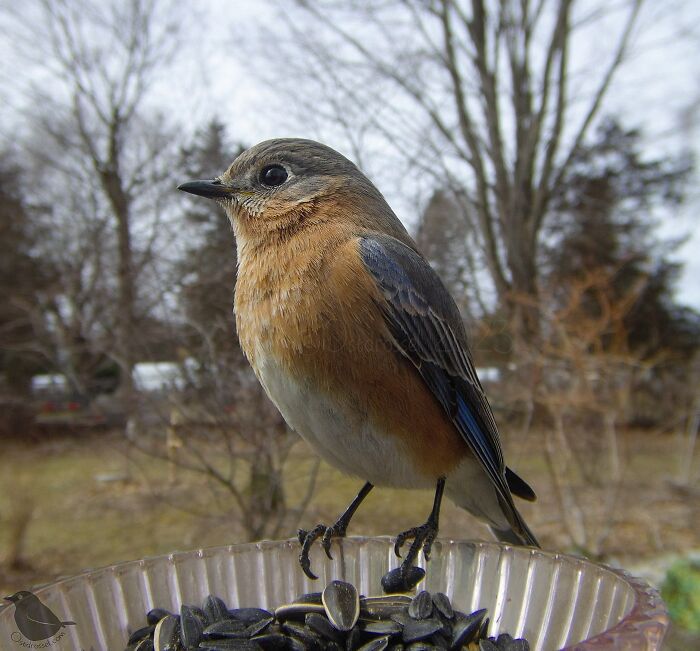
[244,618,274,638]
[479,616,490,640]
[408,592,433,620]
[433,634,453,648]
[229,608,274,624]
[129,625,156,644]
[360,620,402,636]
[357,635,391,651]
[181,605,204,648]
[148,609,173,626]
[249,633,288,651]
[431,594,453,620]
[305,612,344,644]
[281,621,323,650]
[127,580,530,651]
[296,592,323,605]
[284,636,307,651]
[405,642,439,650]
[191,607,207,623]
[498,637,530,651]
[381,567,426,594]
[451,608,487,649]
[202,619,250,639]
[360,598,410,622]
[153,614,181,651]
[323,581,360,632]
[199,640,262,651]
[479,640,499,651]
[363,596,412,606]
[402,618,443,643]
[275,602,325,620]
[203,595,230,624]
[346,625,363,650]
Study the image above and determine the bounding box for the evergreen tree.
[415,190,473,321]
[177,120,246,375]
[172,121,293,535]
[0,153,50,395]
[547,119,699,360]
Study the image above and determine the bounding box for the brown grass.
[0,427,698,596]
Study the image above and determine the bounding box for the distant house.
[30,362,197,398]
[132,362,184,392]
[31,374,69,396]
[132,359,197,393]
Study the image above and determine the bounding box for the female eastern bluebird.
[179,139,539,580]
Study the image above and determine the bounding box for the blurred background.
[0,0,699,646]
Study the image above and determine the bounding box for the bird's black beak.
[177,178,233,199]
[4,595,17,603]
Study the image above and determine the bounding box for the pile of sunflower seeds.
[124,580,530,651]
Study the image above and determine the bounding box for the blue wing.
[359,235,537,536]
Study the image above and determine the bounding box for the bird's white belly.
[255,353,429,488]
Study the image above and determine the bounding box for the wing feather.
[358,234,537,533]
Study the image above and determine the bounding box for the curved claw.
[394,523,437,570]
[298,521,353,578]
[321,530,335,560]
[298,524,327,580]
[299,529,319,580]
[299,552,319,581]
[422,531,437,561]
[394,527,418,559]
[297,483,373,579]
[297,528,308,546]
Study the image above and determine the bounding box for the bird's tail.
[493,492,540,548]
[490,523,539,547]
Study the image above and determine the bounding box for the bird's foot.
[394,519,439,575]
[297,482,374,580]
[297,521,348,580]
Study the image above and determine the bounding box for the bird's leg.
[394,477,446,574]
[298,482,373,580]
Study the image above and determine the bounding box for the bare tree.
[27,195,115,398]
[510,269,657,555]
[415,190,476,320]
[0,144,117,399]
[253,0,645,338]
[123,338,321,542]
[0,152,51,397]
[5,0,185,409]
[116,120,322,542]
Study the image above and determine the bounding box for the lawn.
[0,427,698,648]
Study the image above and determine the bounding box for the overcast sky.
[3,0,700,308]
[189,0,700,309]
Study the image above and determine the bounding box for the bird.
[4,591,76,641]
[178,138,539,581]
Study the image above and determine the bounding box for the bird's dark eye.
[259,164,288,187]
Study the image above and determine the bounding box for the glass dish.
[0,537,668,650]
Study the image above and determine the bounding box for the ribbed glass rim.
[0,537,668,650]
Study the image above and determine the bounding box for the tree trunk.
[506,237,541,343]
[100,164,136,412]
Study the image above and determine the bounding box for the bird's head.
[178,138,394,241]
[4,591,33,604]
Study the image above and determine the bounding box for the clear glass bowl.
[0,537,667,651]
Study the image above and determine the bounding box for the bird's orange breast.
[235,226,466,481]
